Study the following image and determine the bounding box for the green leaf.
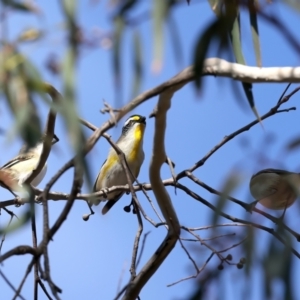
[0,45,42,146]
[62,0,76,19]
[152,0,167,73]
[263,233,293,300]
[242,82,262,125]
[193,17,229,90]
[242,222,254,275]
[286,136,300,151]
[131,30,142,97]
[1,0,38,13]
[207,0,222,16]
[224,2,245,65]
[17,28,44,42]
[113,16,125,90]
[211,172,241,225]
[167,14,183,69]
[117,0,138,17]
[283,0,300,12]
[248,0,261,67]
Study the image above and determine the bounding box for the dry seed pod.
[249,169,300,210]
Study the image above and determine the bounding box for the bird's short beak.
[140,116,146,125]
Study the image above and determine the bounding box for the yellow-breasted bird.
[92,115,146,214]
[0,135,59,193]
[249,168,300,210]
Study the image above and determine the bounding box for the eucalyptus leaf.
[1,0,38,13]
[211,172,241,225]
[249,0,261,67]
[152,0,167,73]
[193,17,229,90]
[131,30,142,97]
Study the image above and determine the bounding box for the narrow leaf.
[167,14,183,68]
[193,17,229,90]
[211,172,241,225]
[207,0,222,16]
[152,0,167,73]
[1,0,38,13]
[249,0,262,67]
[131,30,142,97]
[286,136,300,151]
[118,0,138,17]
[113,16,125,89]
[242,82,262,126]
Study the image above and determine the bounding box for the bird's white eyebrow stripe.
[124,116,140,127]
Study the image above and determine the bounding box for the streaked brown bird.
[0,135,59,194]
[249,168,300,210]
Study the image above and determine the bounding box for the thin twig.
[177,183,300,259]
[0,270,26,300]
[31,202,39,300]
[136,232,151,268]
[167,252,214,287]
[13,259,35,300]
[0,207,16,254]
[176,91,298,180]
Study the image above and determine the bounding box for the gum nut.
[250,170,300,210]
[82,214,90,221]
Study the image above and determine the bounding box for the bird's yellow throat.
[128,124,145,162]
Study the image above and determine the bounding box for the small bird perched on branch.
[92,115,146,214]
[249,168,300,210]
[0,135,59,194]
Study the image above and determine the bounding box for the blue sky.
[1,1,300,299]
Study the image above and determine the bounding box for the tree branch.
[123,85,182,299]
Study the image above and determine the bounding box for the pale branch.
[202,58,300,83]
[123,85,183,300]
